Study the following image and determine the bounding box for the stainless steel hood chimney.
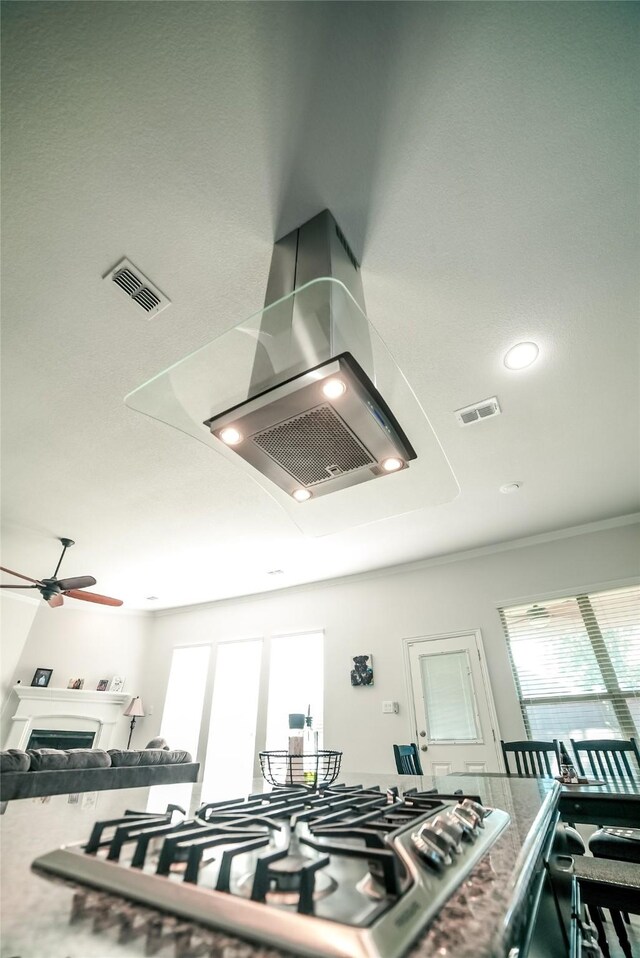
[203,211,416,502]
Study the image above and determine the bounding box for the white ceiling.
[2,2,638,612]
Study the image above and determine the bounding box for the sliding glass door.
[147,644,210,812]
[265,631,324,750]
[201,639,263,801]
[150,630,324,809]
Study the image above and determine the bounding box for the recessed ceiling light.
[500,482,522,494]
[267,569,284,576]
[146,596,159,601]
[322,378,346,399]
[219,426,242,445]
[381,457,403,473]
[504,342,539,370]
[292,488,312,502]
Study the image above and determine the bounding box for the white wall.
[3,603,151,749]
[1,593,39,703]
[0,593,40,742]
[140,520,640,775]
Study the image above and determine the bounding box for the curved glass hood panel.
[124,279,459,537]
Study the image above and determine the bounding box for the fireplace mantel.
[5,685,131,750]
[12,686,130,708]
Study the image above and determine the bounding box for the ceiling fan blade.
[47,594,64,608]
[0,566,44,586]
[0,584,38,589]
[56,575,97,591]
[64,589,123,607]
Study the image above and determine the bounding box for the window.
[265,631,324,751]
[201,639,262,801]
[147,644,210,813]
[500,585,640,743]
[421,650,481,742]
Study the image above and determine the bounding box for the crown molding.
[155,512,640,618]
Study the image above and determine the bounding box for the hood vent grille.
[204,352,416,502]
[252,404,374,487]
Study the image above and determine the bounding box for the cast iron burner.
[237,853,339,905]
[32,784,510,958]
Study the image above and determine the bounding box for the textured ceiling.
[1,2,638,611]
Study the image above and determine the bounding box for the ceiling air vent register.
[455,397,501,427]
[104,257,170,318]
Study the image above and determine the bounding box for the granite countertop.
[0,772,559,958]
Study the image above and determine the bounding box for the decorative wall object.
[350,654,374,687]
[67,678,85,690]
[31,668,52,688]
[96,679,109,691]
[108,676,125,692]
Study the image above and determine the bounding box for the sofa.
[0,746,200,803]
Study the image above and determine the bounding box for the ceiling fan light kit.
[125,210,460,536]
[0,538,123,609]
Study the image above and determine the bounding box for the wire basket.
[259,750,342,788]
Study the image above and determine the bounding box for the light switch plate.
[382,701,399,714]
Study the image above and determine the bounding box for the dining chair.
[393,743,423,776]
[569,737,640,780]
[569,738,640,958]
[500,739,563,776]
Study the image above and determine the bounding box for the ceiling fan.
[0,538,123,608]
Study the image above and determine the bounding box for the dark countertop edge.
[491,779,561,955]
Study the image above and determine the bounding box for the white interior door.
[405,632,501,776]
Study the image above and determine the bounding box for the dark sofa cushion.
[0,749,31,772]
[108,748,192,767]
[27,748,111,771]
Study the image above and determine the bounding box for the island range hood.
[124,210,459,536]
[203,211,416,502]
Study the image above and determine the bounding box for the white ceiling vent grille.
[455,396,501,426]
[104,258,170,318]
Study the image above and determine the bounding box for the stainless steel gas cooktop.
[32,784,510,958]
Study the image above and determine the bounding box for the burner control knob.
[439,812,465,849]
[412,829,446,871]
[459,798,488,828]
[450,804,480,840]
[431,816,462,856]
[413,819,458,868]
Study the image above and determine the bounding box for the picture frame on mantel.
[67,678,85,690]
[31,668,53,688]
[108,676,125,693]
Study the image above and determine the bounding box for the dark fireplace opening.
[27,729,96,750]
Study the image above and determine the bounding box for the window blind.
[500,585,640,744]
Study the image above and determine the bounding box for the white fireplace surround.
[6,685,130,751]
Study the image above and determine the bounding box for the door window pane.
[201,639,262,802]
[421,650,480,742]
